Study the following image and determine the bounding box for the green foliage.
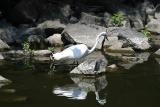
[111,13,124,26]
[48,47,55,52]
[22,41,34,56]
[141,28,151,37]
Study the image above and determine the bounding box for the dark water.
[0,55,160,107]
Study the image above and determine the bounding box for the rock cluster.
[0,0,160,72]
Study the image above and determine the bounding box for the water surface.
[0,55,160,107]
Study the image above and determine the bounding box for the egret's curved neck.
[88,32,107,54]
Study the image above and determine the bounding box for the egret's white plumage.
[51,32,107,61]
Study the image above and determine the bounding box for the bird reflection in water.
[53,75,108,105]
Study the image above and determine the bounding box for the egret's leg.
[48,62,56,75]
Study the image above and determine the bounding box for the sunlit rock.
[107,64,118,72]
[106,27,151,50]
[62,23,106,49]
[70,57,108,75]
[45,34,63,46]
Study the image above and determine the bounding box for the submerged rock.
[70,58,108,75]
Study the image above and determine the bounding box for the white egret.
[50,32,107,61]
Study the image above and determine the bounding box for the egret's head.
[100,32,107,37]
[103,32,109,40]
[98,32,108,40]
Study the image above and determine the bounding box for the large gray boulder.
[62,23,106,49]
[105,27,151,50]
[37,20,66,36]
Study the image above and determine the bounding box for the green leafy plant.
[48,47,55,52]
[111,13,124,26]
[141,28,151,37]
[22,41,34,56]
